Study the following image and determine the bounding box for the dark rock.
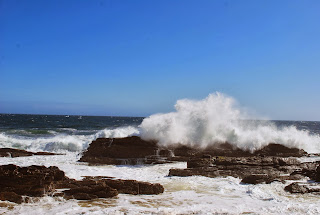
[0,148,58,158]
[255,143,307,157]
[63,181,118,200]
[79,136,160,165]
[0,164,164,203]
[64,176,164,196]
[0,192,22,204]
[79,136,307,165]
[169,155,317,185]
[316,165,320,182]
[187,158,213,168]
[102,179,164,195]
[285,182,309,193]
[241,174,276,184]
[0,164,67,198]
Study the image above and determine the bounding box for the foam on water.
[0,126,139,153]
[140,92,320,153]
[1,154,320,215]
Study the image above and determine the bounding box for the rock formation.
[0,164,164,203]
[79,136,307,165]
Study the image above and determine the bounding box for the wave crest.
[140,92,320,153]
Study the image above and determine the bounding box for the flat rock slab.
[0,148,59,157]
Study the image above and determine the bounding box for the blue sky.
[1,0,320,120]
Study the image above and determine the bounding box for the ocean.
[1,113,320,214]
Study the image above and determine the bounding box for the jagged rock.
[0,148,58,157]
[0,164,164,203]
[0,164,67,198]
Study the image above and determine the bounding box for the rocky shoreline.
[0,164,164,204]
[0,136,320,203]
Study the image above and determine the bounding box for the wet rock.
[0,192,22,204]
[316,165,320,182]
[255,143,307,157]
[284,182,320,194]
[101,179,164,195]
[79,136,160,165]
[285,182,310,193]
[0,148,58,157]
[0,164,67,198]
[63,181,118,200]
[0,164,164,203]
[79,137,307,165]
[241,174,276,184]
[168,155,315,185]
[187,157,213,168]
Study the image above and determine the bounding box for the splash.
[140,92,320,153]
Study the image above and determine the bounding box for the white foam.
[0,126,139,153]
[1,154,320,214]
[140,92,320,153]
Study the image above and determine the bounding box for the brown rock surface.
[168,156,318,186]
[284,182,320,194]
[0,164,164,203]
[79,136,307,165]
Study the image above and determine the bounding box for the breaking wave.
[140,92,320,153]
[0,126,139,153]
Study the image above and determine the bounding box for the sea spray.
[140,92,320,153]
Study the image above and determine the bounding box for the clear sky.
[1,0,320,120]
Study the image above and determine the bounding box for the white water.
[140,92,320,153]
[1,154,320,215]
[0,126,139,153]
[1,93,320,154]
[1,93,320,214]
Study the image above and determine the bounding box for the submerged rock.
[0,148,58,157]
[0,164,164,203]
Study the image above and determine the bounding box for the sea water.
[1,93,320,214]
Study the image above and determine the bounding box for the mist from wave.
[140,92,320,153]
[1,93,320,154]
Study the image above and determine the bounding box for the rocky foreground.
[79,136,320,194]
[1,136,320,204]
[79,136,307,165]
[0,164,164,204]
